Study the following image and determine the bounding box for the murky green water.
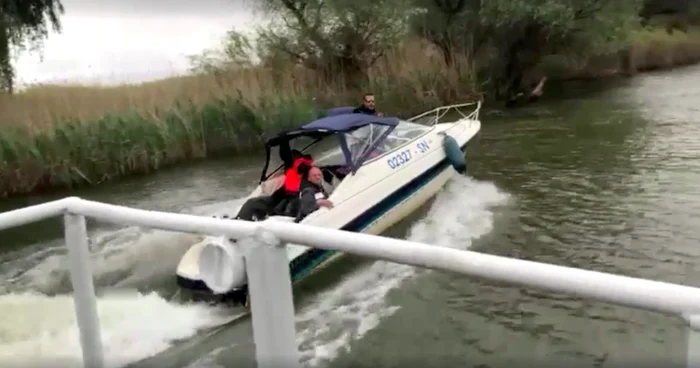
[2,66,700,367]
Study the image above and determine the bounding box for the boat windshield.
[263,135,351,179]
[287,120,432,169]
[265,120,432,176]
[343,124,393,163]
[293,136,346,167]
[360,120,432,159]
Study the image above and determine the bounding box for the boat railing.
[2,197,700,368]
[407,101,482,126]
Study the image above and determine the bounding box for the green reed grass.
[1,31,699,198]
[0,95,321,197]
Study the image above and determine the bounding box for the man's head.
[307,166,323,185]
[362,93,375,110]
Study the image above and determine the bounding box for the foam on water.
[295,176,510,366]
[0,198,247,295]
[0,177,508,367]
[0,198,248,367]
[0,290,237,368]
[190,176,510,367]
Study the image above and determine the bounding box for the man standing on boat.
[353,93,383,117]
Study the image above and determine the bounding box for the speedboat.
[175,102,482,305]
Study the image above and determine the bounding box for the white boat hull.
[175,114,481,303]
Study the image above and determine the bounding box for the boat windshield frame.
[259,108,399,182]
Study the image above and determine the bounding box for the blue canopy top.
[301,112,399,132]
[264,107,398,147]
[260,107,399,181]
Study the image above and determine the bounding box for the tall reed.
[2,29,700,197]
[0,41,478,197]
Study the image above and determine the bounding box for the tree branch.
[574,0,608,20]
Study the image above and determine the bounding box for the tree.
[253,0,413,82]
[0,0,64,93]
[413,0,643,104]
[188,30,258,75]
[411,0,482,66]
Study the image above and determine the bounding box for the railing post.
[241,227,301,368]
[64,213,104,368]
[688,315,700,368]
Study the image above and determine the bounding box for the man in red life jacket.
[283,150,314,195]
[265,150,314,217]
[235,149,313,221]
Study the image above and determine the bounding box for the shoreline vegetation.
[1,7,700,198]
[555,25,700,80]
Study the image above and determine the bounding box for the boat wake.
[0,198,247,295]
[0,198,248,368]
[294,176,510,367]
[0,176,509,368]
[187,175,511,367]
[0,290,239,368]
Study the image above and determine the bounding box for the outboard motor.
[198,236,247,294]
[197,216,296,295]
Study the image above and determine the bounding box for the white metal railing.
[1,197,700,367]
[407,101,481,126]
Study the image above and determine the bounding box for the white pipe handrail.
[1,196,699,368]
[407,101,481,125]
[262,219,700,317]
[0,197,72,230]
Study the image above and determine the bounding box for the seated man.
[265,150,313,214]
[234,195,275,222]
[235,153,313,222]
[295,166,334,222]
[278,149,313,199]
[270,162,312,216]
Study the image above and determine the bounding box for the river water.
[2,65,700,367]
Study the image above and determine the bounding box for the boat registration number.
[386,140,430,169]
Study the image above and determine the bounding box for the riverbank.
[546,26,700,81]
[1,26,700,198]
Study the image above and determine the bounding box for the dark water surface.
[2,66,700,367]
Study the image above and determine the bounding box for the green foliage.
[253,0,413,78]
[482,0,642,55]
[196,0,644,99]
[188,30,259,74]
[2,0,689,198]
[415,0,643,56]
[0,95,319,197]
[0,0,64,93]
[411,0,482,64]
[411,0,644,99]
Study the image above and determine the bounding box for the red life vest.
[283,157,313,193]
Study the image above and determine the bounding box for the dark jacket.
[295,180,329,222]
[353,105,377,115]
